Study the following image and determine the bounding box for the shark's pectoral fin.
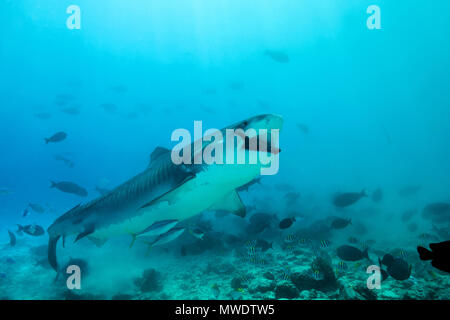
[74,225,95,243]
[87,236,107,247]
[209,190,246,218]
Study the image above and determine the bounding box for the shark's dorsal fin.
[150,147,171,165]
[209,190,246,218]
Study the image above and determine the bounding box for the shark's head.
[211,114,284,177]
[225,114,283,157]
[228,114,283,136]
[47,204,87,271]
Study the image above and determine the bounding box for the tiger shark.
[47,114,283,271]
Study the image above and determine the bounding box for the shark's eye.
[242,121,248,127]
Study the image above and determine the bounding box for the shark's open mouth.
[242,135,280,154]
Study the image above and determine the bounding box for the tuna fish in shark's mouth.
[47,114,283,271]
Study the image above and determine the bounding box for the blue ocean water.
[0,0,449,300]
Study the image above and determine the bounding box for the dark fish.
[417,241,450,273]
[331,218,351,229]
[28,203,45,213]
[0,188,13,195]
[401,209,417,222]
[8,230,16,246]
[149,227,185,247]
[257,100,270,110]
[336,245,369,262]
[17,224,45,236]
[371,188,383,202]
[255,239,273,252]
[264,50,290,63]
[348,236,359,244]
[279,217,296,229]
[45,132,67,144]
[377,258,390,281]
[381,253,395,266]
[422,203,450,223]
[135,220,179,240]
[398,185,421,197]
[22,208,30,218]
[333,190,367,207]
[211,283,220,298]
[100,103,118,114]
[61,106,81,115]
[124,111,139,119]
[50,181,88,197]
[296,123,309,134]
[382,257,411,281]
[54,155,74,168]
[110,85,128,93]
[285,192,301,205]
[33,112,52,119]
[55,99,69,107]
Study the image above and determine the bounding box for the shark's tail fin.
[45,138,49,144]
[50,181,57,188]
[361,189,368,197]
[16,224,24,232]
